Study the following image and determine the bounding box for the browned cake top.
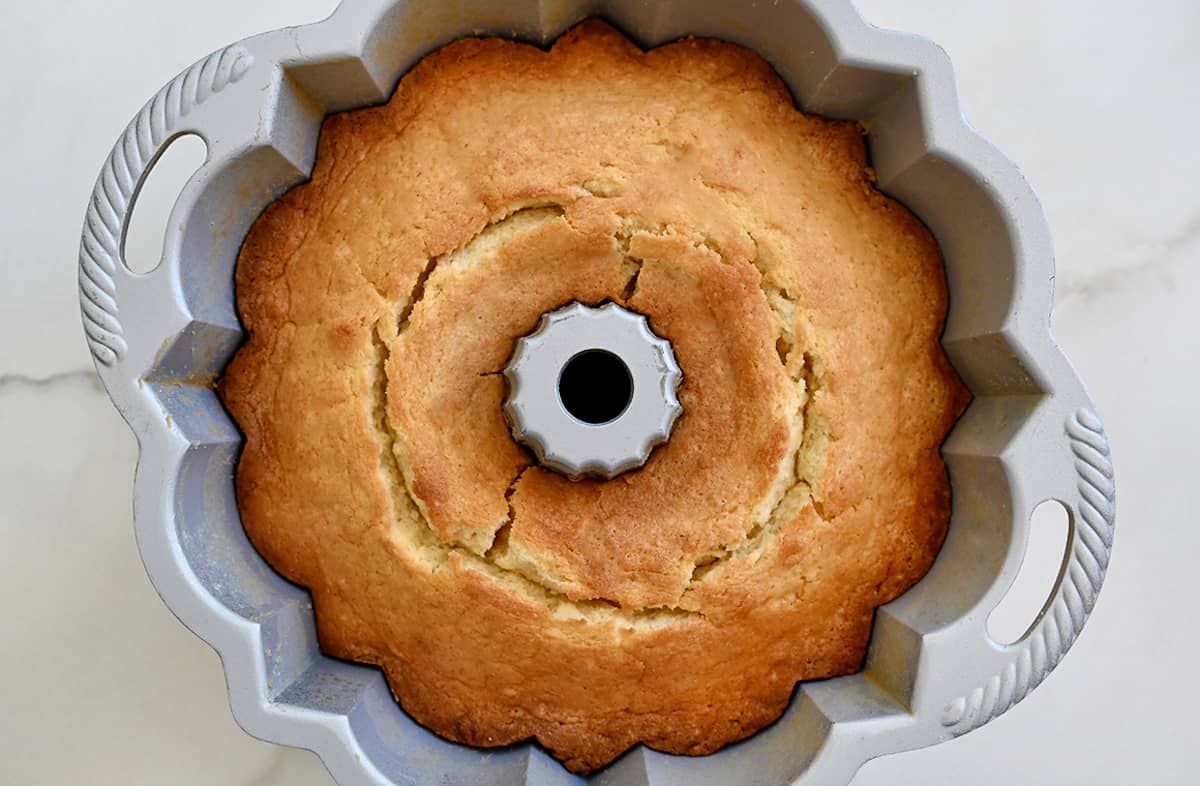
[219,21,969,773]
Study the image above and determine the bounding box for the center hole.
[558,349,634,425]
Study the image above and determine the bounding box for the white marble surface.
[1,1,1195,783]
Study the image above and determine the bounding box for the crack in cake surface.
[370,203,832,614]
[368,210,709,623]
[613,220,831,588]
[375,319,701,624]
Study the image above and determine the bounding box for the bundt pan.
[79,1,1116,783]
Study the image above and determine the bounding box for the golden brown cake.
[219,21,970,773]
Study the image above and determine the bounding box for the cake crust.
[220,21,970,773]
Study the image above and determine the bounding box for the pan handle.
[78,44,255,368]
[940,406,1116,734]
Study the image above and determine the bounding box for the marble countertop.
[2,1,1194,783]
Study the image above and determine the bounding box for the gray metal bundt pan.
[78,1,1116,784]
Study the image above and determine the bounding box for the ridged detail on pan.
[78,44,254,366]
[941,408,1114,733]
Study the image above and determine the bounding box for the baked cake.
[219,21,970,773]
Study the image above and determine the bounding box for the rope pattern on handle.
[79,44,254,366]
[941,407,1115,733]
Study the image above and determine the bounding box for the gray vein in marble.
[1056,211,1200,305]
[0,369,101,393]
